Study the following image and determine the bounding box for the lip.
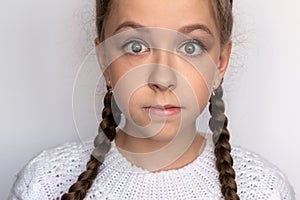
[144,105,182,117]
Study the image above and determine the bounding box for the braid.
[61,88,120,200]
[208,79,240,200]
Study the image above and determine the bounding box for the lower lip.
[145,107,181,117]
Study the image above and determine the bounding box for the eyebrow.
[112,21,214,37]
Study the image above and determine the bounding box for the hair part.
[62,1,238,199]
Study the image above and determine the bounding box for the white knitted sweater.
[9,138,295,200]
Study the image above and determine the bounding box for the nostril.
[147,64,177,92]
[149,83,163,91]
[148,82,175,91]
[168,84,176,90]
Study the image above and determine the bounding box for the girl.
[9,0,295,199]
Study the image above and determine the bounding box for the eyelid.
[177,39,207,57]
[178,39,207,50]
[122,38,149,49]
[120,37,207,56]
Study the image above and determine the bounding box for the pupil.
[185,44,195,54]
[132,42,142,53]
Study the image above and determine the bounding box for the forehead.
[104,0,218,38]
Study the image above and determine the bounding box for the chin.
[148,133,177,143]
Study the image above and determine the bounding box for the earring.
[106,82,112,94]
[212,85,216,97]
[212,77,224,97]
[94,37,100,46]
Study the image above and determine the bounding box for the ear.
[214,41,232,88]
[95,37,111,86]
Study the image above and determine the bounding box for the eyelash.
[122,39,149,55]
[121,38,207,57]
[177,39,207,57]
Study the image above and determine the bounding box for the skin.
[96,0,232,171]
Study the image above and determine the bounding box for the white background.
[0,0,299,199]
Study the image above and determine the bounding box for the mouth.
[143,105,182,117]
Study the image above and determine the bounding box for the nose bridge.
[148,50,177,91]
[152,48,171,66]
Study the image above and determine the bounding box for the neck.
[114,123,206,172]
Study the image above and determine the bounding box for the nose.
[148,50,177,91]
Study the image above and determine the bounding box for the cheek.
[110,62,152,126]
[128,90,151,126]
[108,57,150,88]
[108,60,128,87]
[181,63,210,95]
[193,80,210,111]
[179,69,210,117]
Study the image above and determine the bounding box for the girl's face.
[99,0,231,141]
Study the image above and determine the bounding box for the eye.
[177,39,206,57]
[122,39,149,55]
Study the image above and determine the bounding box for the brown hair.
[62,0,239,199]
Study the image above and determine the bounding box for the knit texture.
[9,138,295,200]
